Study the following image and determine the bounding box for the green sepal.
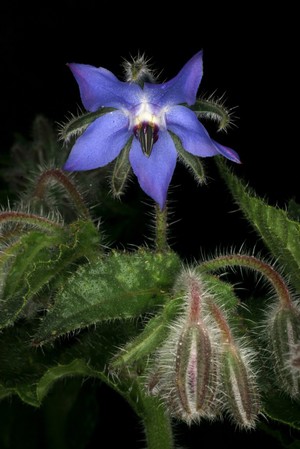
[216,158,300,291]
[33,249,181,345]
[190,96,233,131]
[170,132,206,184]
[59,108,116,143]
[110,137,133,198]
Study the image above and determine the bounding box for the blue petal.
[63,111,131,171]
[68,63,143,111]
[143,51,203,106]
[129,131,177,209]
[211,139,241,163]
[166,105,220,157]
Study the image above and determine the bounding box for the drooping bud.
[147,269,222,424]
[221,343,260,429]
[174,321,218,421]
[269,303,300,398]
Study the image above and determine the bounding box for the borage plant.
[0,51,300,449]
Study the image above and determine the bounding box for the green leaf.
[36,359,97,403]
[217,158,300,291]
[0,319,137,407]
[263,390,300,430]
[0,231,64,328]
[0,220,100,329]
[34,249,181,345]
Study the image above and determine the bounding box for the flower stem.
[154,204,169,252]
[32,168,91,219]
[107,374,174,449]
[141,393,175,449]
[199,253,293,308]
[207,297,234,344]
[0,211,64,232]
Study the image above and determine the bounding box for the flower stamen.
[134,122,159,157]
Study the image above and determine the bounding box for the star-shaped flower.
[63,51,240,209]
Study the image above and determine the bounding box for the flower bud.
[221,343,260,429]
[122,54,156,85]
[269,304,300,398]
[174,321,219,422]
[147,269,221,424]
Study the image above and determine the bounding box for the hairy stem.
[199,254,293,308]
[154,204,169,252]
[32,168,91,219]
[0,211,64,232]
[106,375,175,449]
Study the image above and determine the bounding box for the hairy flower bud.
[269,304,300,398]
[174,321,219,422]
[147,269,221,424]
[221,343,260,429]
[122,53,156,84]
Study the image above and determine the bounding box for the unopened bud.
[221,344,260,429]
[147,269,221,424]
[174,321,219,422]
[122,54,156,85]
[269,304,300,398]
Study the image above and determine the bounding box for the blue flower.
[63,51,240,209]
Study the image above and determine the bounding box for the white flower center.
[128,102,167,157]
[129,102,167,130]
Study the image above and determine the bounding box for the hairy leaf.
[34,249,181,345]
[0,220,100,329]
[217,158,300,291]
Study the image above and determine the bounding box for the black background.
[1,2,298,259]
[0,2,298,448]
[0,2,298,255]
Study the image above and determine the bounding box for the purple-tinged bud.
[147,269,222,424]
[174,321,218,421]
[269,304,300,398]
[221,343,260,429]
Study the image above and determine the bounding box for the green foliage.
[34,249,181,345]
[0,220,100,329]
[1,116,300,448]
[217,158,300,292]
[111,295,183,371]
[0,319,138,406]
